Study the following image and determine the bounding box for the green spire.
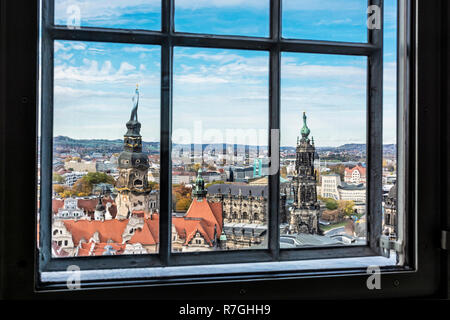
[300,112,311,139]
[193,168,207,199]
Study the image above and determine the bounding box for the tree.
[149,181,160,190]
[338,200,355,216]
[190,163,202,173]
[53,184,65,195]
[176,198,192,212]
[72,178,92,195]
[329,164,346,179]
[83,172,115,185]
[53,173,65,184]
[324,198,338,211]
[280,166,287,178]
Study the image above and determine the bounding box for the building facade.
[344,165,367,185]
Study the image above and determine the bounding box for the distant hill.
[53,136,396,156]
[281,143,396,156]
[53,136,160,153]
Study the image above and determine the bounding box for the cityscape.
[45,87,397,257]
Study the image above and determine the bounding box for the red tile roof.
[172,199,223,246]
[52,197,117,218]
[63,219,128,245]
[77,242,127,256]
[345,165,367,176]
[130,217,158,245]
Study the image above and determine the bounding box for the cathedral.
[289,112,321,235]
[115,86,153,220]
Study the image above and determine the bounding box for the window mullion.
[159,0,174,266]
[367,0,384,255]
[269,0,281,260]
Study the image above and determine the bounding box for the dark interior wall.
[0,0,448,299]
[0,0,38,299]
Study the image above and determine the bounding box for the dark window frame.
[0,0,446,299]
[39,0,385,273]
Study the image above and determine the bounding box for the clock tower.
[115,86,152,220]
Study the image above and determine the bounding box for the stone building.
[54,197,89,220]
[115,87,153,220]
[289,112,321,235]
[383,182,397,237]
[207,184,267,225]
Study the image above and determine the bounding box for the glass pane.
[282,0,368,42]
[172,48,269,252]
[281,53,367,248]
[55,0,161,30]
[175,0,270,37]
[382,0,397,249]
[51,41,160,257]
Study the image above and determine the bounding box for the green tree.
[324,198,338,210]
[83,172,115,185]
[176,198,192,212]
[53,173,65,184]
[338,200,355,216]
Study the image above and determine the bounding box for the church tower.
[290,112,321,234]
[115,86,152,220]
[192,169,207,200]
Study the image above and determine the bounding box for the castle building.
[289,112,321,235]
[115,86,153,220]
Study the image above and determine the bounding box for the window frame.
[0,0,441,298]
[39,0,385,273]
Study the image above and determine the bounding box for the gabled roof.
[185,199,222,235]
[345,165,367,176]
[172,217,214,246]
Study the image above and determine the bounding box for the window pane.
[175,0,270,37]
[282,0,368,42]
[382,0,397,245]
[281,53,367,248]
[172,48,269,252]
[51,41,160,257]
[55,0,161,30]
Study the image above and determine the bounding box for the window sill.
[40,254,397,286]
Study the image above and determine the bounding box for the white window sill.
[41,254,397,283]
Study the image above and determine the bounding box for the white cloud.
[54,58,156,85]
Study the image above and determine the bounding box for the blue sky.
[53,0,397,148]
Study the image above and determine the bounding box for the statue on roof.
[129,84,139,122]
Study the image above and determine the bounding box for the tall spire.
[300,112,311,139]
[192,169,207,199]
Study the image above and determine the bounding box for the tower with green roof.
[290,112,321,235]
[192,169,207,199]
